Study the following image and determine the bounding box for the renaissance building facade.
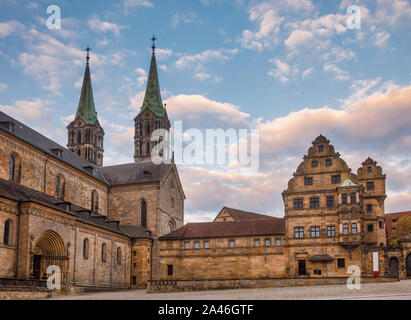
[158,136,411,288]
[0,43,185,291]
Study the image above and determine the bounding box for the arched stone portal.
[31,230,68,284]
[389,257,399,278]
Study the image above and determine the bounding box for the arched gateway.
[389,257,399,278]
[406,254,411,278]
[31,230,68,284]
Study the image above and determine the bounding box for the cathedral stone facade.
[0,44,184,292]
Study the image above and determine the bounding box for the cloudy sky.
[1,0,411,222]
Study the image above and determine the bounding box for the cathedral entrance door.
[406,254,411,278]
[33,255,41,280]
[389,258,399,278]
[298,260,306,276]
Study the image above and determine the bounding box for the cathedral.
[0,42,184,291]
[0,41,410,296]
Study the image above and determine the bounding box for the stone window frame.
[367,166,372,172]
[366,181,375,191]
[311,160,318,168]
[91,190,99,212]
[275,238,281,246]
[310,226,320,238]
[184,241,190,249]
[9,152,22,183]
[55,174,66,200]
[265,238,271,247]
[327,225,335,237]
[141,199,147,228]
[229,239,235,248]
[367,224,374,232]
[350,192,356,204]
[325,158,332,167]
[293,198,304,209]
[117,247,122,265]
[326,196,334,208]
[204,240,210,249]
[341,193,348,204]
[101,242,107,263]
[254,239,260,247]
[351,222,358,235]
[310,197,319,209]
[294,227,304,238]
[304,177,313,186]
[167,264,173,276]
[337,258,345,268]
[194,241,200,249]
[331,174,341,184]
[366,204,373,212]
[318,145,324,152]
[342,223,349,235]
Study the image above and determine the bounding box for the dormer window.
[50,148,63,158]
[0,121,15,132]
[143,170,152,178]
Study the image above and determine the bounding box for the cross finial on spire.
[86,46,91,64]
[151,34,157,54]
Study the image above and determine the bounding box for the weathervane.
[151,34,157,53]
[86,46,91,64]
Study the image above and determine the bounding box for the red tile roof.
[216,207,281,222]
[159,218,285,240]
[385,211,411,241]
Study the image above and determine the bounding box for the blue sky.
[1,0,411,222]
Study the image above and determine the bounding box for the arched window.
[167,223,172,234]
[141,200,147,228]
[77,132,81,144]
[117,247,122,265]
[91,190,99,212]
[146,122,150,135]
[55,175,65,200]
[77,149,81,156]
[3,220,11,245]
[8,155,15,181]
[171,197,175,209]
[83,238,89,259]
[101,243,106,262]
[146,142,150,155]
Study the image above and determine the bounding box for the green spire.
[140,36,166,117]
[75,47,98,125]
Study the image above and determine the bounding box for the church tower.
[134,37,170,162]
[67,48,104,166]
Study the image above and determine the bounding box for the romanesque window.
[229,240,235,248]
[294,227,304,238]
[366,182,375,190]
[310,197,319,208]
[337,259,345,268]
[117,247,122,265]
[312,160,318,168]
[342,193,348,204]
[204,241,209,249]
[194,241,199,249]
[83,238,89,259]
[8,153,21,183]
[55,175,65,200]
[310,226,320,238]
[304,177,313,185]
[254,239,260,247]
[265,239,271,246]
[350,192,356,204]
[327,225,335,237]
[366,204,373,212]
[351,223,358,235]
[326,196,334,208]
[331,175,341,184]
[3,220,11,245]
[325,159,332,167]
[101,243,107,263]
[91,190,99,212]
[343,223,349,235]
[141,200,147,228]
[294,198,303,209]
